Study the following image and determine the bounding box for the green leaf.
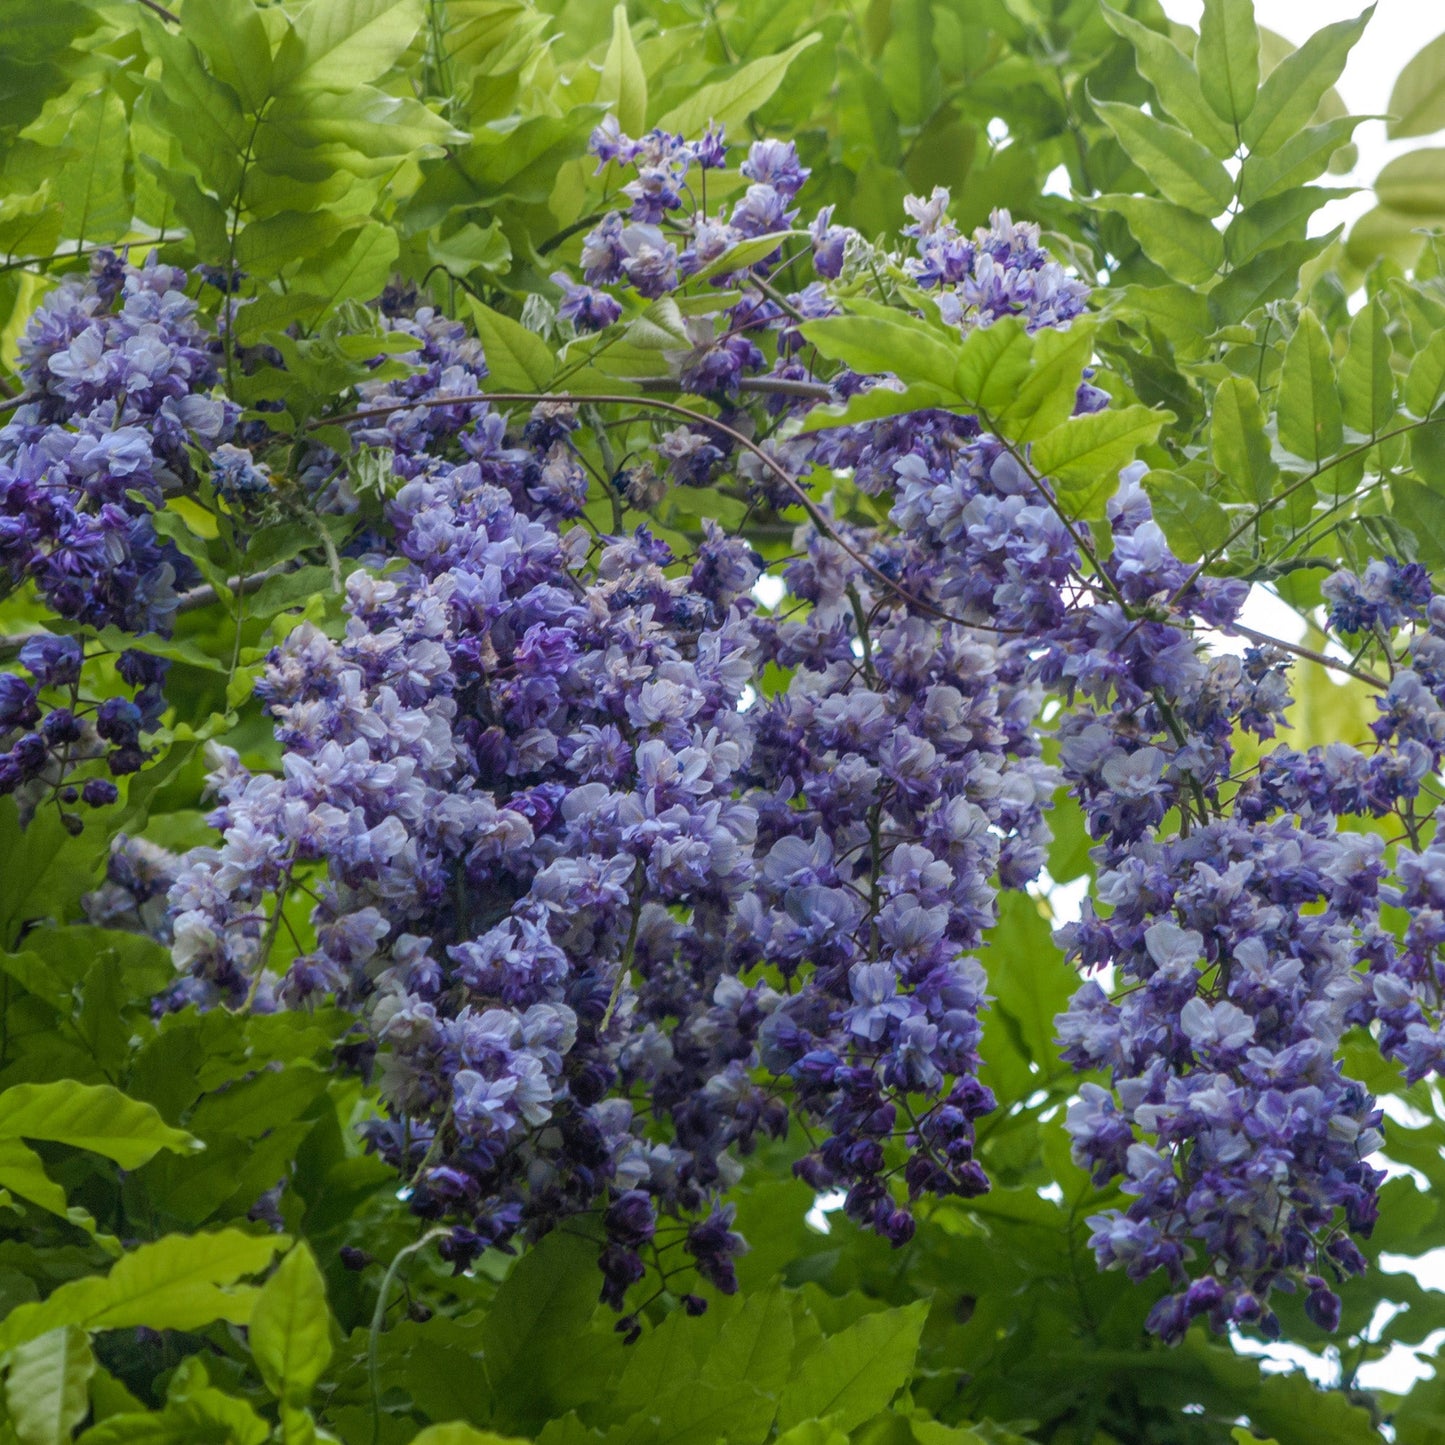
[1407,330,1445,419]
[411,1430,529,1445]
[996,321,1098,441]
[952,315,1035,413]
[700,1287,794,1398]
[0,1082,201,1169]
[1197,0,1259,127]
[464,297,557,392]
[1100,6,1235,157]
[1375,149,1445,215]
[1033,405,1169,515]
[1242,8,1372,153]
[0,1230,284,1353]
[1277,308,1343,463]
[1211,375,1277,505]
[1388,27,1445,138]
[657,34,820,137]
[249,1243,333,1406]
[273,0,426,91]
[598,5,647,135]
[1208,232,1336,325]
[880,0,940,128]
[52,88,130,248]
[1340,297,1396,436]
[801,312,959,394]
[0,1139,87,1231]
[798,382,954,433]
[1226,187,1354,262]
[182,0,275,114]
[1090,96,1234,216]
[1087,195,1223,284]
[1238,115,1362,204]
[1143,469,1232,560]
[139,27,248,201]
[776,1300,928,1433]
[427,220,512,280]
[4,1327,95,1445]
[689,231,802,284]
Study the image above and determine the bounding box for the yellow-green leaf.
[0,1082,200,1169]
[1197,0,1259,127]
[1277,308,1343,463]
[274,0,426,92]
[4,1327,95,1445]
[1340,297,1396,436]
[1388,27,1445,138]
[1242,8,1372,154]
[1406,331,1445,419]
[1088,194,1223,284]
[464,297,557,392]
[598,5,647,134]
[1211,375,1276,505]
[1090,95,1234,216]
[657,34,819,137]
[249,1243,333,1406]
[1034,405,1170,516]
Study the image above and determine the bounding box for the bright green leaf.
[464,296,557,392]
[1100,6,1235,156]
[5,1327,95,1445]
[1277,308,1343,462]
[1407,331,1445,419]
[249,1243,333,1406]
[657,34,820,137]
[273,0,426,91]
[0,1230,284,1353]
[1197,0,1259,127]
[1143,469,1232,560]
[776,1300,928,1433]
[1340,297,1396,435]
[411,1429,530,1445]
[1212,375,1277,505]
[0,1082,200,1169]
[183,0,275,114]
[1238,115,1363,204]
[1090,95,1235,215]
[996,321,1098,441]
[801,312,959,394]
[598,5,647,135]
[1242,8,1372,153]
[1088,194,1224,284]
[1033,405,1170,515]
[952,315,1035,413]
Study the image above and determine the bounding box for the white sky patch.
[753,574,786,610]
[1043,164,1071,199]
[805,1188,848,1233]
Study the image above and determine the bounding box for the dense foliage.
[9,1,1445,1442]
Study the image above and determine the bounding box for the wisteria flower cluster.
[16,120,1445,1347]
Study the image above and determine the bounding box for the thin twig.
[135,0,181,22]
[1228,622,1386,690]
[318,389,1013,632]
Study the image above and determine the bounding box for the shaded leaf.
[657,35,820,137]
[1388,27,1445,138]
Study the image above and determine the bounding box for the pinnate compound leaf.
[598,5,647,134]
[1197,0,1259,127]
[776,1300,929,1433]
[996,321,1098,441]
[1100,6,1235,156]
[1388,27,1445,138]
[952,315,1035,413]
[249,1243,333,1404]
[1277,308,1343,463]
[0,1230,285,1353]
[1090,96,1234,215]
[657,34,820,137]
[700,1286,794,1397]
[4,1327,95,1445]
[1242,8,1372,153]
[464,297,556,392]
[0,1082,200,1168]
